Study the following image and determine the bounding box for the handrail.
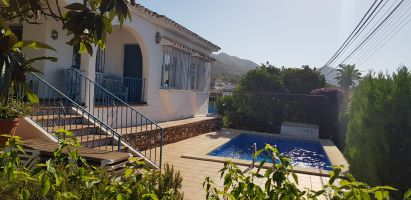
[64,68,163,169]
[26,72,123,152]
[69,68,158,126]
[123,76,144,81]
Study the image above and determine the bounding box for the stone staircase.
[26,72,163,169]
[30,104,128,152]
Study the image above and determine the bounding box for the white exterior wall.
[19,4,216,124]
[114,12,212,122]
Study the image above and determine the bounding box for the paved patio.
[162,129,331,200]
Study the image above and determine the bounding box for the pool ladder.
[244,143,257,173]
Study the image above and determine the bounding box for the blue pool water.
[208,134,332,170]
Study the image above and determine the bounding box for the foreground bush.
[0,131,183,199]
[204,144,411,200]
[345,67,411,196]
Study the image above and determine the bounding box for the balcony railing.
[95,72,145,104]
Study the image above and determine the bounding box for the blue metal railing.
[26,72,123,152]
[64,68,163,169]
[94,72,145,104]
[123,77,145,104]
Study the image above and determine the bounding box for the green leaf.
[40,174,51,196]
[141,194,159,200]
[65,3,88,11]
[291,172,298,185]
[13,41,56,51]
[404,188,411,200]
[21,189,30,200]
[22,82,39,103]
[375,191,383,200]
[25,56,57,65]
[0,0,10,6]
[85,42,93,55]
[372,186,397,192]
[79,42,89,54]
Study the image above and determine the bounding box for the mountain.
[320,66,339,86]
[212,52,258,83]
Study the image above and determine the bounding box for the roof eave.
[129,3,221,52]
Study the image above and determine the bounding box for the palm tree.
[335,64,361,90]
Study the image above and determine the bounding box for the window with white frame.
[161,46,211,92]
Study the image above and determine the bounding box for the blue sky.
[138,0,411,73]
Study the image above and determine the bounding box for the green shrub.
[0,94,32,119]
[216,92,327,134]
[204,144,410,200]
[236,64,325,94]
[216,64,329,135]
[345,67,411,196]
[0,131,184,199]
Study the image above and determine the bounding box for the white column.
[80,47,97,109]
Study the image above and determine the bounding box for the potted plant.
[0,23,56,146]
[0,93,31,146]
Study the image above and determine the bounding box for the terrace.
[161,129,345,200]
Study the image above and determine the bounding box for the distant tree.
[237,63,325,94]
[345,67,411,196]
[282,65,325,94]
[218,63,327,134]
[237,62,284,93]
[335,64,362,90]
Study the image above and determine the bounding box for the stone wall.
[123,117,220,151]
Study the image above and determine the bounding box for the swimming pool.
[208,134,332,170]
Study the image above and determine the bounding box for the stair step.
[34,106,74,115]
[31,115,84,127]
[77,134,114,148]
[33,115,80,120]
[93,145,128,152]
[44,124,100,136]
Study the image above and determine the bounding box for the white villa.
[10,1,221,169]
[16,1,220,123]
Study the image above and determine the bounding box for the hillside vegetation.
[212,53,258,83]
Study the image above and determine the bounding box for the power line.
[320,0,379,73]
[328,0,389,67]
[337,0,406,66]
[325,0,406,77]
[343,0,400,64]
[351,0,411,65]
[358,11,411,67]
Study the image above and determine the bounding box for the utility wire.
[320,0,379,73]
[336,0,405,67]
[342,0,398,64]
[352,0,411,65]
[328,0,389,67]
[325,0,406,77]
[358,10,411,67]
